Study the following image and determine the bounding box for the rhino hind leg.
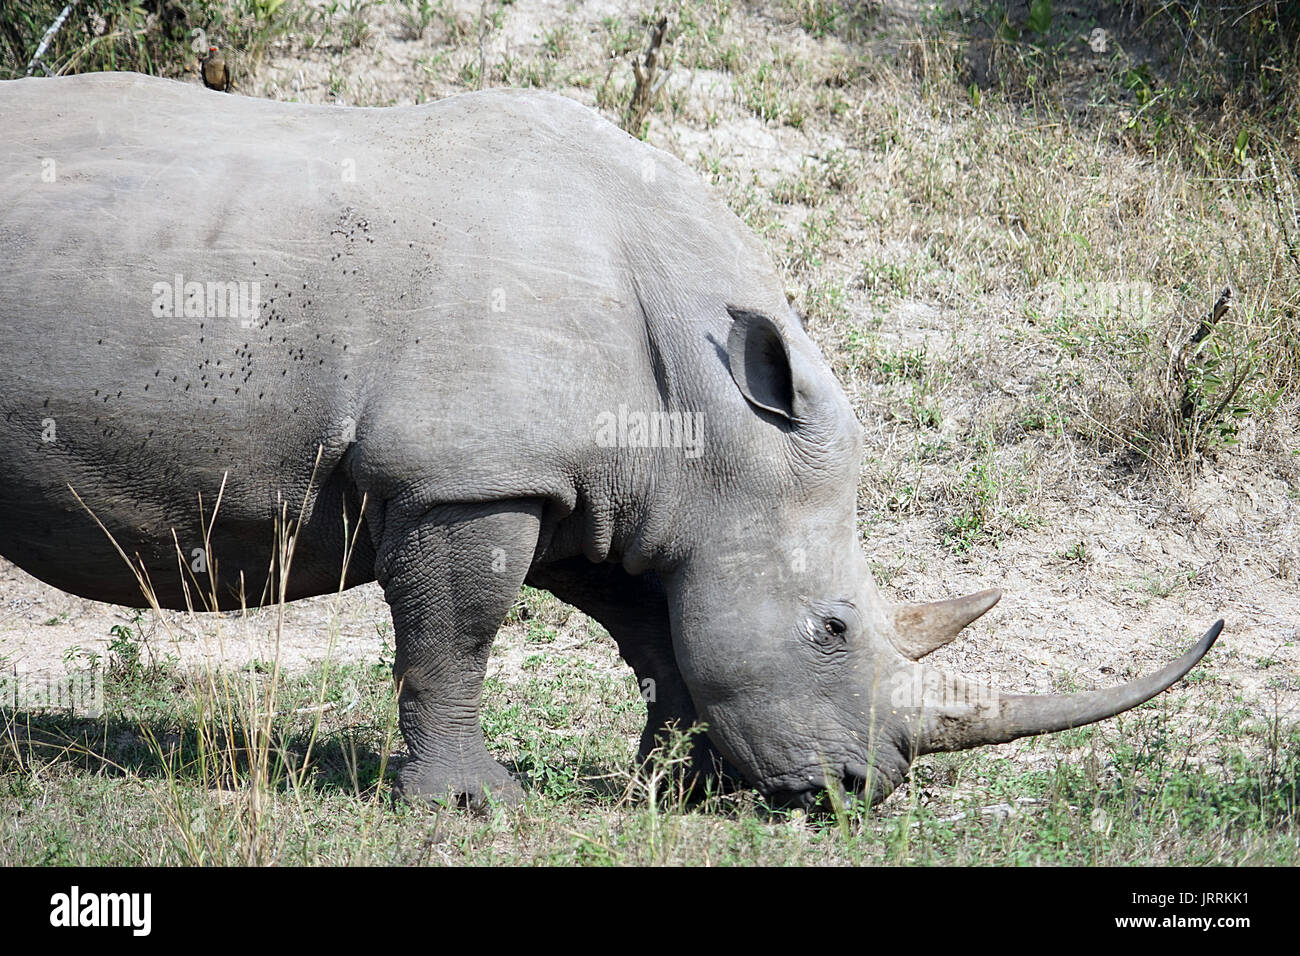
[526,559,740,797]
[376,499,543,810]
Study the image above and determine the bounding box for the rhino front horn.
[889,588,1001,660]
[914,620,1224,755]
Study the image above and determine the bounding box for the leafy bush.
[0,0,300,81]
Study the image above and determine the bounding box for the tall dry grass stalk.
[68,447,393,863]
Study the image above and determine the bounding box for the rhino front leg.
[376,499,542,809]
[526,559,737,792]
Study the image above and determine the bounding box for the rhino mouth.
[763,759,906,811]
[766,785,826,811]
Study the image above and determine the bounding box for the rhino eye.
[812,616,847,648]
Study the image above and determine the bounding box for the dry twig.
[1174,286,1233,452]
[625,17,670,136]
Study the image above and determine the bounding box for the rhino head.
[663,307,1221,808]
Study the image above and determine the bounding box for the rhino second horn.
[913,619,1224,755]
[889,588,1002,660]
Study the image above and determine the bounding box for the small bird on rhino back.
[201,46,232,92]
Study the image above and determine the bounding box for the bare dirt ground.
[2,0,1296,751]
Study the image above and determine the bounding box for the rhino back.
[0,74,782,604]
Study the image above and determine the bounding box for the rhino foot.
[394,757,524,811]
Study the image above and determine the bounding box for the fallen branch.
[25,0,81,76]
[259,691,361,720]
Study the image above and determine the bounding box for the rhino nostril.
[843,762,876,796]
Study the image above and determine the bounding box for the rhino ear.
[726,307,800,422]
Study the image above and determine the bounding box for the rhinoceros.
[0,72,1221,809]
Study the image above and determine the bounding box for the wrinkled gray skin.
[0,74,1221,809]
